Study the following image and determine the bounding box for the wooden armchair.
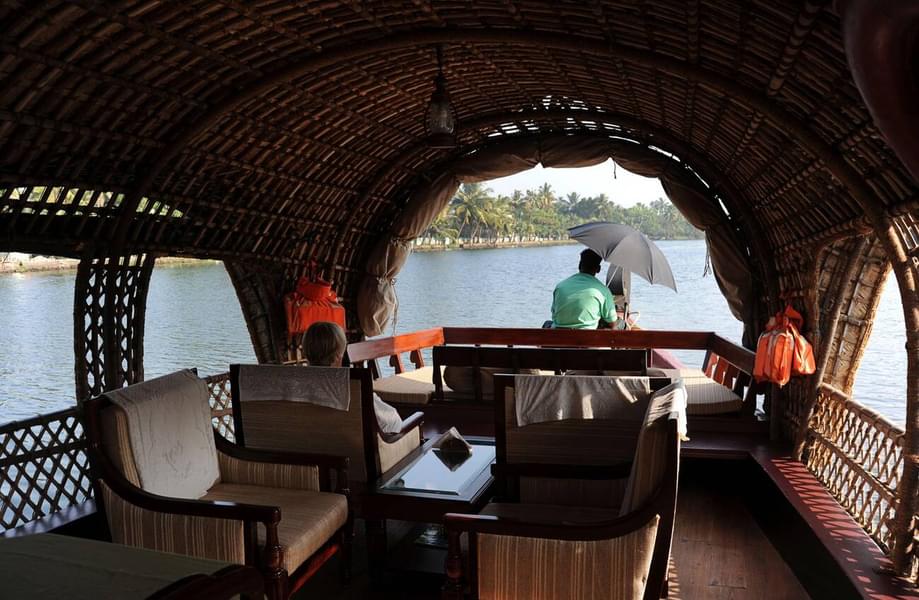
[493,373,670,508]
[229,364,424,486]
[84,369,352,600]
[443,376,684,600]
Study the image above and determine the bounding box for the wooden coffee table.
[362,436,496,575]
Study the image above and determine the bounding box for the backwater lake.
[0,240,906,426]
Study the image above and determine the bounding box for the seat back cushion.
[240,379,367,481]
[647,367,742,415]
[503,385,649,466]
[477,515,659,600]
[621,382,686,514]
[443,366,541,400]
[103,370,218,499]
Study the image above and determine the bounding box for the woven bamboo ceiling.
[1,1,917,299]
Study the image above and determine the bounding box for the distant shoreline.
[0,254,219,275]
[2,237,702,273]
[412,239,577,252]
[412,237,701,252]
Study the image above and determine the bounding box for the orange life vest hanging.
[753,305,816,387]
[283,272,346,336]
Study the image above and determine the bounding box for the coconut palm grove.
[422,183,703,245]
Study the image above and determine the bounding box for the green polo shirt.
[551,272,618,329]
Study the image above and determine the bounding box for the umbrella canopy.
[568,222,678,292]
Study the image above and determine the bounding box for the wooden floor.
[296,476,810,599]
[669,480,810,600]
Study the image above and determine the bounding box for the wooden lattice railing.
[0,408,93,532]
[804,383,904,553]
[206,372,235,442]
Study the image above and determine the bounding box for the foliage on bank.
[421,183,703,245]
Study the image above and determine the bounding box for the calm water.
[0,241,906,425]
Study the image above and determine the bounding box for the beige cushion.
[101,482,246,564]
[377,428,422,473]
[443,367,541,400]
[202,483,347,574]
[477,516,660,600]
[621,382,685,515]
[240,380,367,481]
[648,367,743,415]
[519,477,626,509]
[373,395,403,433]
[217,451,320,492]
[373,366,445,405]
[103,370,219,499]
[100,404,142,487]
[504,388,646,466]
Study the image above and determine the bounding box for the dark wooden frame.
[442,418,680,600]
[431,346,649,403]
[228,365,424,485]
[83,392,353,600]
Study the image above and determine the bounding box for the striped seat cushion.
[650,367,743,415]
[201,483,347,574]
[372,366,447,405]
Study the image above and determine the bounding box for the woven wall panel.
[0,408,92,533]
[74,253,155,401]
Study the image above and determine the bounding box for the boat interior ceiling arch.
[9,1,919,593]
[355,130,758,339]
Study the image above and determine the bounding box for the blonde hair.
[303,321,347,366]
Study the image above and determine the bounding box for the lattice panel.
[206,372,235,442]
[74,254,155,401]
[805,386,903,552]
[0,408,92,533]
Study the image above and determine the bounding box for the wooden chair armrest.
[443,506,657,541]
[380,411,424,444]
[491,461,632,480]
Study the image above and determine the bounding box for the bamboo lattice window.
[805,385,903,552]
[207,372,235,442]
[0,408,92,532]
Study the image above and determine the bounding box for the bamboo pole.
[793,237,869,459]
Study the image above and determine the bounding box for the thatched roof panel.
[1,0,918,317]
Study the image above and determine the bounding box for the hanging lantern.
[424,46,457,149]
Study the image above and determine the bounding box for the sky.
[484,158,666,207]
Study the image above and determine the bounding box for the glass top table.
[377,438,496,497]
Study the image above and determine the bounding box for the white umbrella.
[568,222,678,295]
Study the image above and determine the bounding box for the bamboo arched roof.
[0,2,917,359]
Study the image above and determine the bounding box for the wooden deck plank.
[669,477,810,600]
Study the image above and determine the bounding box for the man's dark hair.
[578,249,603,274]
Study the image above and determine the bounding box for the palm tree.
[452,183,495,242]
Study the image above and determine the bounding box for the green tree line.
[421,183,703,245]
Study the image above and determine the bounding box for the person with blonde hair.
[303,321,403,434]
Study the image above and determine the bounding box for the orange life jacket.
[284,275,346,336]
[753,305,816,386]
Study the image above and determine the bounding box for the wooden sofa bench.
[347,327,762,429]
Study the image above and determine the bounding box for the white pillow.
[373,394,404,434]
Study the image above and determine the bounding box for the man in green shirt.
[551,249,619,329]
